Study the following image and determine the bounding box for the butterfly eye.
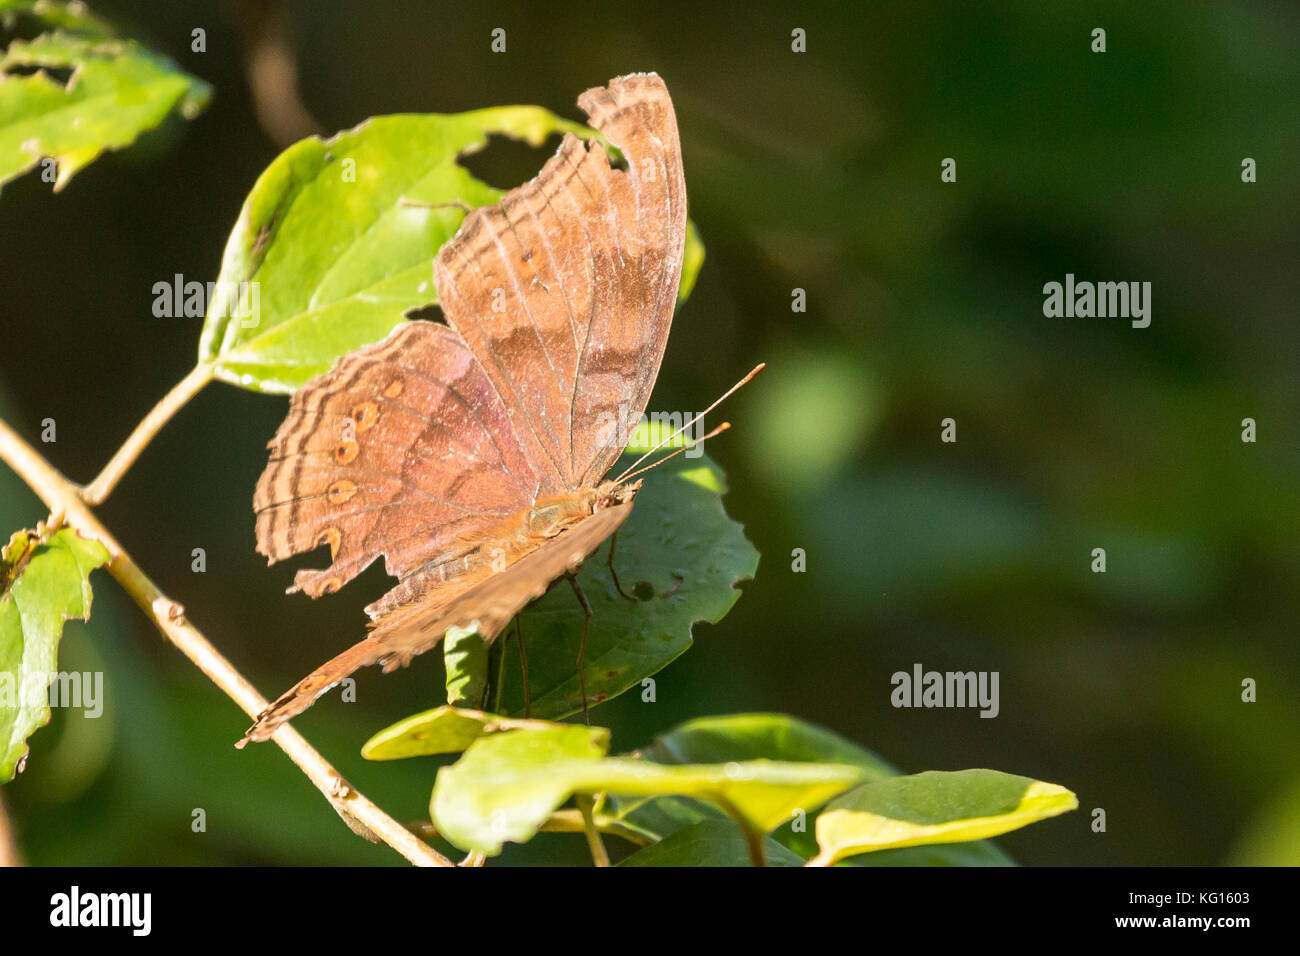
[327,479,358,504]
[351,401,380,432]
[334,439,359,465]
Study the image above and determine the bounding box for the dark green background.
[1,0,1297,865]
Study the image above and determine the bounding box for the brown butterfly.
[239,74,699,745]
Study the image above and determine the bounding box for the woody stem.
[0,414,453,867]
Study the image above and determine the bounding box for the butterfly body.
[240,73,684,744]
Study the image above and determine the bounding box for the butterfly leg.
[515,616,532,718]
[607,531,637,601]
[566,573,593,724]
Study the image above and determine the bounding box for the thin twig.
[81,363,213,505]
[0,789,22,867]
[0,415,452,867]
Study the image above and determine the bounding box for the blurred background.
[1,0,1297,865]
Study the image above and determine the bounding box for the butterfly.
[239,74,695,745]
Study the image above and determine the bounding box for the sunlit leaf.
[611,713,1015,865]
[430,724,863,855]
[442,626,488,708]
[677,219,704,306]
[645,712,896,775]
[360,704,553,761]
[0,31,210,191]
[198,108,707,394]
[811,769,1078,865]
[0,526,109,782]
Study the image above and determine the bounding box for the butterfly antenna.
[615,422,731,483]
[612,364,764,484]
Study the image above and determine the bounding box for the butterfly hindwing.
[253,321,540,602]
[240,502,634,743]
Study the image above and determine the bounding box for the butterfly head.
[594,478,642,509]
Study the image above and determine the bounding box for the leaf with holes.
[0,31,210,192]
[489,449,757,720]
[198,108,706,394]
[0,526,109,782]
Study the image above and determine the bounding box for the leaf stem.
[407,810,653,849]
[0,414,453,867]
[576,794,611,867]
[713,795,767,867]
[80,362,214,505]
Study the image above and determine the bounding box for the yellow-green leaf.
[430,724,864,855]
[811,769,1078,866]
[360,704,554,761]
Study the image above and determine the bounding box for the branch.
[0,789,22,866]
[81,363,213,505]
[0,415,453,867]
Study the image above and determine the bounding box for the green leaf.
[811,769,1078,866]
[618,819,806,867]
[442,625,488,707]
[360,704,554,760]
[837,841,1016,867]
[493,450,758,720]
[677,219,704,307]
[0,31,211,192]
[646,712,897,777]
[0,1,113,36]
[0,526,110,782]
[612,713,893,847]
[197,108,592,393]
[199,107,706,394]
[430,724,863,855]
[432,725,607,854]
[611,713,1015,865]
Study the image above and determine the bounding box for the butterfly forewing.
[435,73,687,491]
